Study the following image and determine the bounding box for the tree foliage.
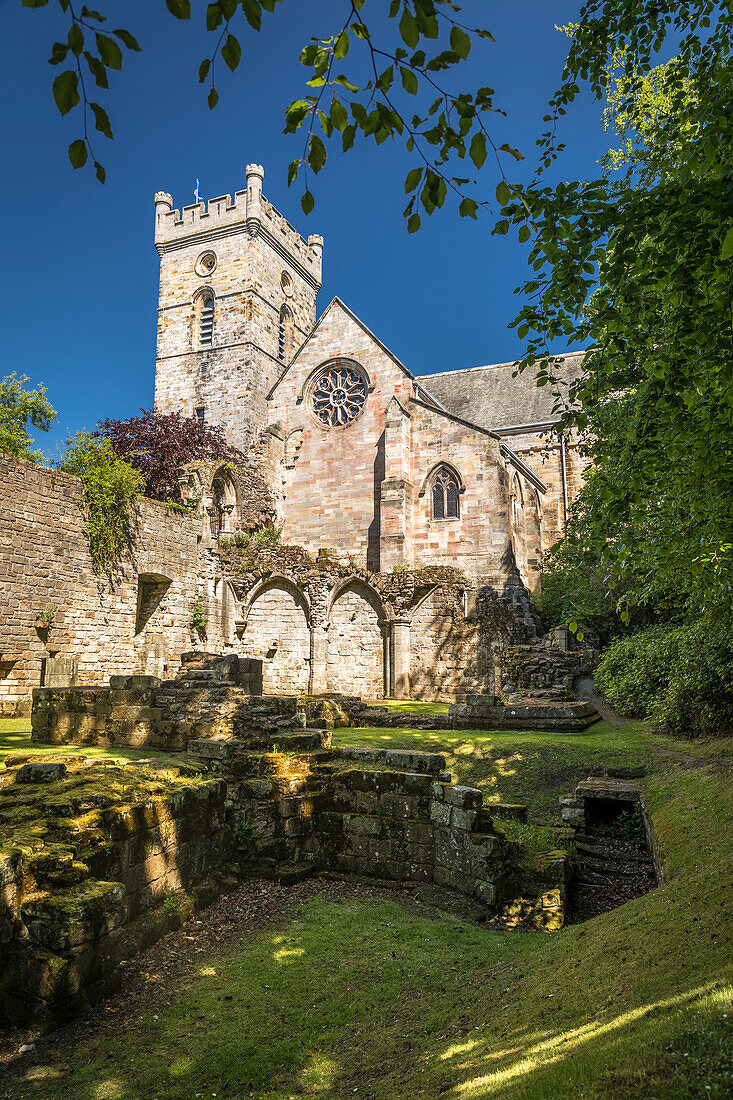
[0,374,56,462]
[503,1,733,622]
[97,408,246,501]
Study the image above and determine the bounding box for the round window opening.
[311,365,367,428]
[195,251,217,277]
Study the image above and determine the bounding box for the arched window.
[278,304,293,362]
[209,472,236,538]
[431,466,460,519]
[198,291,214,346]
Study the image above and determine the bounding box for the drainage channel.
[560,777,661,924]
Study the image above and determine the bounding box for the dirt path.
[0,877,402,1077]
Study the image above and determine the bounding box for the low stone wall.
[319,750,504,907]
[449,694,600,732]
[0,760,235,1027]
[500,642,598,700]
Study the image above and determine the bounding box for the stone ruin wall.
[0,452,544,716]
[0,455,213,716]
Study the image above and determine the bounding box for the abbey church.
[153,164,587,594]
[0,166,590,715]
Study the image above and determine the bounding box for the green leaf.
[81,7,106,23]
[342,125,356,152]
[113,28,141,51]
[308,135,327,173]
[330,97,348,132]
[23,0,50,7]
[243,0,262,31]
[404,167,423,193]
[221,34,241,72]
[399,8,419,49]
[721,226,733,261]
[518,225,531,243]
[449,25,471,60]
[459,197,478,219]
[400,66,418,94]
[68,23,84,56]
[52,70,79,116]
[301,189,315,215]
[287,159,300,186]
[568,620,578,633]
[206,3,223,31]
[91,102,113,138]
[49,42,70,65]
[85,52,109,87]
[407,212,421,234]
[68,139,88,169]
[469,132,487,169]
[495,180,511,206]
[165,0,191,17]
[198,58,211,84]
[208,87,219,109]
[493,219,509,235]
[96,33,123,70]
[498,143,524,161]
[94,160,106,183]
[334,30,350,60]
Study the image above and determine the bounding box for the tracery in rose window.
[311,366,367,427]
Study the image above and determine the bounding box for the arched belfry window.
[196,290,214,347]
[431,466,460,519]
[278,304,293,362]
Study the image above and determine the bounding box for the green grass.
[362,698,451,715]
[3,721,733,1098]
[335,720,719,822]
[0,719,180,769]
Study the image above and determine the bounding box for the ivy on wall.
[59,431,144,573]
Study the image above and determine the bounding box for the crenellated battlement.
[154,165,323,286]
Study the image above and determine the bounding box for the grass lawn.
[0,718,180,769]
[362,699,451,716]
[3,721,732,1098]
[335,719,719,822]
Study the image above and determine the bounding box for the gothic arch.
[326,576,387,623]
[241,576,310,694]
[327,580,385,698]
[243,574,310,623]
[208,466,238,538]
[418,461,466,499]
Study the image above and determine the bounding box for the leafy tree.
[97,408,246,501]
[0,373,56,462]
[503,1,733,623]
[59,431,145,572]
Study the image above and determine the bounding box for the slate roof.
[418,351,586,433]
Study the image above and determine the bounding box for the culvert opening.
[567,792,658,924]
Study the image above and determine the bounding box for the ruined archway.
[327,581,385,699]
[242,578,310,695]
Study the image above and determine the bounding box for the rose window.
[311,366,367,427]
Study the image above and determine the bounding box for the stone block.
[429,801,451,827]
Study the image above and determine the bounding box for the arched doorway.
[327,583,384,698]
[243,580,310,694]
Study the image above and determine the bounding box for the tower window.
[431,466,460,520]
[195,407,205,424]
[278,304,293,363]
[199,292,214,346]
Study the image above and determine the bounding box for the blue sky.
[2,1,610,457]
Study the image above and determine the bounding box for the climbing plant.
[59,431,144,573]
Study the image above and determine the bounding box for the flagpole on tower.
[194,178,201,203]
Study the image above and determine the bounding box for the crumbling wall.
[0,761,234,1027]
[0,455,203,716]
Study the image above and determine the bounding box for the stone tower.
[153,164,324,451]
